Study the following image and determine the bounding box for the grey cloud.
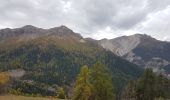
[71,0,170,31]
[0,0,170,41]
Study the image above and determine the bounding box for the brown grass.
[0,95,66,100]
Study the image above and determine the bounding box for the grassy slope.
[0,95,64,100]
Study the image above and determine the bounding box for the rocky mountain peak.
[99,33,162,56]
[22,25,38,29]
[50,25,72,31]
[100,38,109,42]
[132,34,157,41]
[59,25,71,30]
[99,34,141,56]
[0,25,83,41]
[48,25,82,39]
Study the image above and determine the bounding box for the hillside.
[0,25,143,96]
[99,34,170,75]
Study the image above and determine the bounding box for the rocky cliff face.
[99,34,141,56]
[99,34,170,75]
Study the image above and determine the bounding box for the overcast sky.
[0,0,170,41]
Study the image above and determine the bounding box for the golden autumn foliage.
[72,65,92,100]
[0,72,10,85]
[72,63,115,100]
[0,72,11,93]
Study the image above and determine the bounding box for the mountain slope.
[99,34,141,56]
[99,34,170,75]
[0,25,143,95]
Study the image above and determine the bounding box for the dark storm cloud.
[0,0,170,40]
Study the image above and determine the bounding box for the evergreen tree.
[122,68,170,100]
[121,80,136,100]
[153,75,170,99]
[154,75,166,98]
[72,65,92,100]
[90,62,115,100]
[136,68,156,100]
[57,87,66,99]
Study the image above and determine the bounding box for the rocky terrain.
[99,34,141,56]
[99,34,170,75]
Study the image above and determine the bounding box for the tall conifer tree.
[90,62,115,100]
[72,65,92,100]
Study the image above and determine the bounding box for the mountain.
[99,34,141,56]
[0,25,142,96]
[0,25,82,43]
[99,34,170,75]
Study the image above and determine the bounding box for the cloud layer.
[0,0,170,41]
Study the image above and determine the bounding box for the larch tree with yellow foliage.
[0,72,10,94]
[72,65,92,100]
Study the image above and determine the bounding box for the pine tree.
[136,68,156,100]
[122,68,170,100]
[155,75,166,98]
[72,65,92,100]
[90,62,115,100]
[57,87,66,99]
[121,80,137,100]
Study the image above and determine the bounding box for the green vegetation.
[72,65,92,100]
[1,26,170,100]
[133,37,170,61]
[72,63,115,100]
[0,36,142,97]
[121,69,170,100]
[57,87,66,99]
[90,62,115,100]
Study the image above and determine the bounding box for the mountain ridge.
[98,33,170,75]
[1,25,169,43]
[0,25,82,42]
[1,25,170,76]
[0,25,143,95]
